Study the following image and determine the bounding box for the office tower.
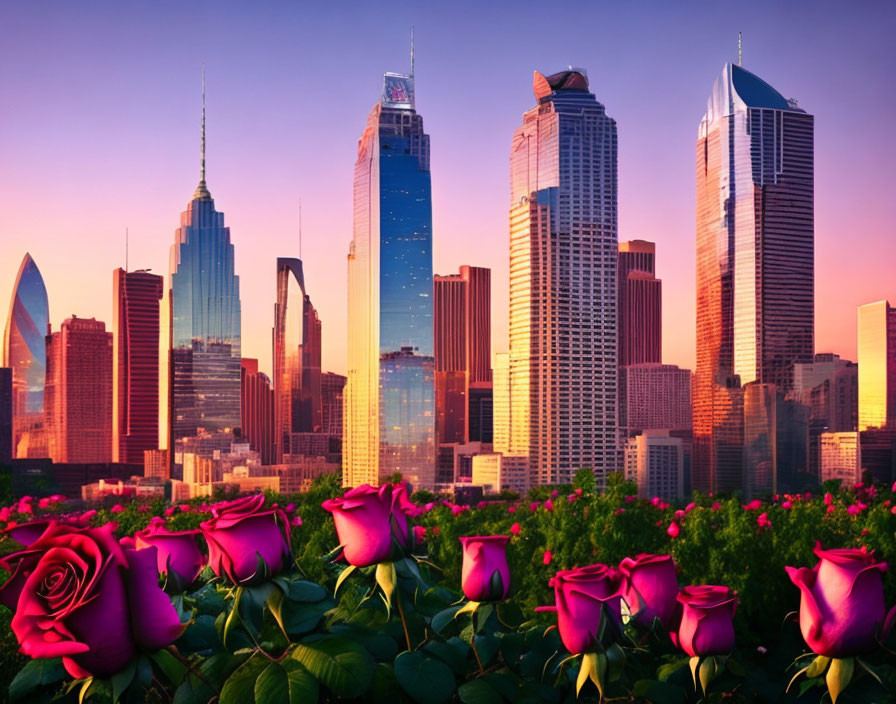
[623,430,687,499]
[0,368,11,463]
[273,258,322,462]
[3,253,50,457]
[45,316,113,463]
[618,241,661,366]
[168,77,242,477]
[743,383,776,498]
[694,63,814,492]
[321,372,346,438]
[113,269,163,464]
[144,448,169,480]
[792,354,849,404]
[619,364,692,436]
[819,432,861,485]
[492,352,511,454]
[344,66,435,489]
[241,358,274,465]
[858,300,896,431]
[471,453,530,495]
[468,384,493,443]
[509,69,618,486]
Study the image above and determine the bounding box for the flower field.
[0,470,894,704]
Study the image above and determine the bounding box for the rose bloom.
[618,554,679,629]
[459,535,511,602]
[538,564,623,655]
[0,522,182,678]
[201,494,291,585]
[322,484,415,567]
[786,543,896,658]
[674,585,737,657]
[134,516,205,592]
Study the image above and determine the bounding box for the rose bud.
[459,535,511,602]
[134,516,205,592]
[201,494,291,585]
[618,553,679,630]
[786,543,896,657]
[0,522,182,678]
[675,585,737,657]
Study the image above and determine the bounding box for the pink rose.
[134,516,205,591]
[3,518,55,547]
[674,585,737,657]
[0,522,182,678]
[618,554,679,629]
[510,522,521,535]
[413,525,427,542]
[667,522,680,539]
[201,494,291,585]
[539,564,623,654]
[459,535,511,602]
[786,543,896,657]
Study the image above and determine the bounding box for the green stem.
[396,589,413,651]
[470,609,484,674]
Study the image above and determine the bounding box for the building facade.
[618,240,661,366]
[858,300,896,432]
[694,63,814,492]
[623,430,687,500]
[321,372,346,438]
[509,69,618,486]
[618,363,692,437]
[344,69,435,489]
[113,269,163,464]
[240,358,275,465]
[0,367,11,463]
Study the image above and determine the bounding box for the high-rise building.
[694,63,814,492]
[468,384,493,444]
[0,368,11,463]
[509,69,618,487]
[618,241,661,367]
[623,430,687,500]
[858,300,896,431]
[792,354,849,404]
[492,352,511,454]
[113,269,163,464]
[144,448,169,480]
[3,253,50,458]
[619,364,691,437]
[743,383,777,498]
[273,258,322,461]
[240,358,274,465]
[321,372,346,438]
[167,78,242,478]
[344,66,435,489]
[45,316,113,463]
[819,432,860,485]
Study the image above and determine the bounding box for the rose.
[200,494,291,585]
[538,564,623,655]
[674,585,737,657]
[134,516,205,592]
[786,543,896,657]
[618,553,679,629]
[3,513,93,547]
[322,484,416,567]
[0,522,182,678]
[459,535,511,602]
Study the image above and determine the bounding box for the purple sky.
[1,0,894,378]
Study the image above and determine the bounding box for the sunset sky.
[1,0,893,378]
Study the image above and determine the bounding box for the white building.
[623,430,686,499]
[472,453,530,496]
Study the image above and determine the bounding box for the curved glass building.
[3,253,50,457]
[344,70,435,489]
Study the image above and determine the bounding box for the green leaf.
[219,657,268,704]
[605,642,625,682]
[657,657,689,681]
[369,662,401,702]
[291,636,375,699]
[473,634,499,667]
[282,660,319,704]
[689,656,700,690]
[375,562,397,614]
[826,657,855,704]
[482,672,519,701]
[334,565,357,595]
[286,580,327,603]
[576,654,591,697]
[9,658,67,702]
[110,659,137,703]
[698,655,718,693]
[458,678,502,704]
[632,679,686,704]
[254,663,288,704]
[149,649,188,687]
[431,604,463,633]
[223,587,244,650]
[423,638,469,675]
[393,651,457,704]
[805,655,831,679]
[499,632,525,666]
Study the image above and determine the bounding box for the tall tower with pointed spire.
[166,70,242,477]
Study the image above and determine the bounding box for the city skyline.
[1,1,893,382]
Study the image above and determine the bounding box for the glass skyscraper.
[3,253,49,458]
[344,69,435,489]
[508,69,618,487]
[694,63,814,492]
[167,85,241,476]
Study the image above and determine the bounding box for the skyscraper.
[344,65,435,489]
[857,300,896,431]
[509,69,618,486]
[240,358,274,465]
[618,241,661,366]
[45,316,113,463]
[113,268,163,464]
[168,75,242,476]
[273,258,322,462]
[321,372,346,438]
[3,253,49,458]
[618,364,692,437]
[694,63,814,492]
[0,368,11,463]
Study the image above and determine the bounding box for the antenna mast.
[410,26,415,78]
[738,32,742,67]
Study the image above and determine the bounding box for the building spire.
[193,64,212,200]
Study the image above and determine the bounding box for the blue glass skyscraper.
[345,68,435,489]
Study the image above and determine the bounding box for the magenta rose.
[134,516,205,592]
[0,522,183,678]
[674,585,737,657]
[618,553,679,630]
[539,564,623,655]
[459,535,511,602]
[322,484,416,567]
[200,494,291,585]
[3,518,55,547]
[786,543,896,657]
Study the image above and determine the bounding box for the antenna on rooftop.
[738,32,743,67]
